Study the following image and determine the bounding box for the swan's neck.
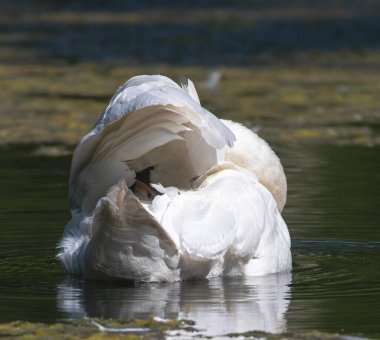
[221,120,287,212]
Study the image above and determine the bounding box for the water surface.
[0,144,379,338]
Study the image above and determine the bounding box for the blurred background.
[0,1,380,338]
[1,0,380,146]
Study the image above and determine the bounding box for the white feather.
[58,75,291,282]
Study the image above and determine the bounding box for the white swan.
[57,75,291,282]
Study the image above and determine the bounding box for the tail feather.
[83,180,180,282]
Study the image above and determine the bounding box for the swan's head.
[221,120,287,212]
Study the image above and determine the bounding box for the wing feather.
[83,180,179,281]
[70,76,235,214]
[148,163,291,277]
[90,75,234,147]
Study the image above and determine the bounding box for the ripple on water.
[293,240,380,293]
[0,144,380,338]
[288,239,380,337]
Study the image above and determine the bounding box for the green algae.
[225,329,350,339]
[0,319,364,339]
[1,54,379,147]
[0,318,192,339]
[1,0,380,148]
[1,1,380,147]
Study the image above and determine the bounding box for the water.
[0,144,379,338]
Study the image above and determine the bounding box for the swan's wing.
[221,119,287,212]
[161,167,264,259]
[83,180,180,282]
[150,164,291,278]
[150,185,239,279]
[72,75,233,179]
[157,189,237,260]
[91,75,234,147]
[69,75,235,215]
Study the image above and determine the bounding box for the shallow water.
[0,144,379,338]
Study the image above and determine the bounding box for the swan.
[57,75,291,282]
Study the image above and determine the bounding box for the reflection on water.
[0,144,380,338]
[57,274,291,335]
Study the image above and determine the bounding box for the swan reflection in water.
[57,273,291,336]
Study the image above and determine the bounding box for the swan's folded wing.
[70,105,216,214]
[152,165,291,277]
[69,75,235,215]
[150,188,238,279]
[71,75,234,180]
[168,193,237,260]
[92,75,235,148]
[83,180,180,282]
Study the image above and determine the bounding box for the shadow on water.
[0,143,380,337]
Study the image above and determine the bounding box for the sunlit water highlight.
[0,144,379,338]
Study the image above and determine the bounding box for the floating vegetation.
[1,60,379,147]
[0,318,196,339]
[0,318,361,339]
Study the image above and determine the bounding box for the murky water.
[0,144,379,338]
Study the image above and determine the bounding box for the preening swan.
[57,75,291,282]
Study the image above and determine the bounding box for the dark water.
[2,1,380,66]
[0,144,379,338]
